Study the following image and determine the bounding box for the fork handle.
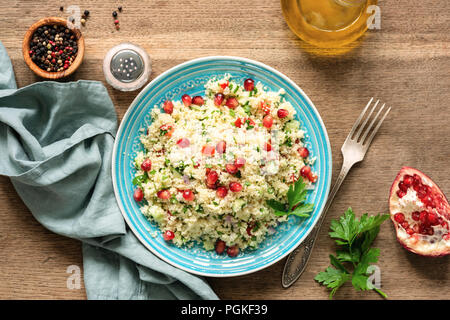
[281,159,353,288]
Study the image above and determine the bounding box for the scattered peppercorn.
[118,6,123,12]
[112,11,117,17]
[81,18,86,26]
[59,6,63,11]
[84,10,90,17]
[29,24,78,72]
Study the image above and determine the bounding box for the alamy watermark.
[66,264,81,290]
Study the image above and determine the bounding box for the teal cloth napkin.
[0,42,218,300]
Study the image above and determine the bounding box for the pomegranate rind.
[389,167,450,257]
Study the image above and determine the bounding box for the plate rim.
[112,55,332,277]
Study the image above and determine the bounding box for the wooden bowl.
[22,17,85,79]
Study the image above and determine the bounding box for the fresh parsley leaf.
[314,267,351,299]
[315,208,389,299]
[266,179,314,218]
[287,179,308,211]
[266,199,286,212]
[329,254,349,274]
[290,203,314,217]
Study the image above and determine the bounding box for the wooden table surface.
[0,0,448,300]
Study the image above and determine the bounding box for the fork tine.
[354,99,379,141]
[360,102,385,144]
[363,106,391,148]
[346,97,373,142]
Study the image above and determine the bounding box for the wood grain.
[0,0,448,300]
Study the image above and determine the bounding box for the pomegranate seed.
[244,78,254,91]
[182,189,195,201]
[235,157,246,168]
[263,115,273,129]
[417,186,428,199]
[163,100,173,114]
[403,175,413,187]
[225,164,238,174]
[427,227,434,235]
[413,224,420,233]
[225,97,239,109]
[442,221,449,229]
[396,190,406,198]
[412,211,420,221]
[177,138,190,148]
[192,96,204,106]
[406,228,415,235]
[216,140,226,154]
[229,182,243,192]
[264,143,272,151]
[181,94,192,107]
[401,221,409,229]
[133,188,144,202]
[300,166,311,178]
[227,245,239,257]
[298,147,309,158]
[277,109,289,118]
[140,159,152,172]
[309,173,318,183]
[423,195,435,208]
[398,181,408,192]
[163,230,175,241]
[216,186,228,198]
[202,145,215,157]
[219,81,229,89]
[419,211,428,225]
[246,226,252,236]
[157,189,171,200]
[394,212,405,223]
[260,101,270,114]
[444,233,450,241]
[207,182,217,189]
[413,174,422,185]
[234,118,242,128]
[214,93,225,106]
[206,170,219,185]
[427,212,439,226]
[159,124,174,137]
[215,240,226,254]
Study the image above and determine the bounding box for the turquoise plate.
[112,56,332,277]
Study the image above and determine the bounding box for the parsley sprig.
[315,208,389,299]
[266,179,314,218]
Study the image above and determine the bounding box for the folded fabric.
[0,41,218,300]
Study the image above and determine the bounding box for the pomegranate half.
[389,167,450,257]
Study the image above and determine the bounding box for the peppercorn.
[118,6,123,12]
[81,18,86,26]
[84,10,89,17]
[29,24,78,72]
[112,11,117,17]
[59,6,63,11]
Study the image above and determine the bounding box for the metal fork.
[281,98,391,288]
